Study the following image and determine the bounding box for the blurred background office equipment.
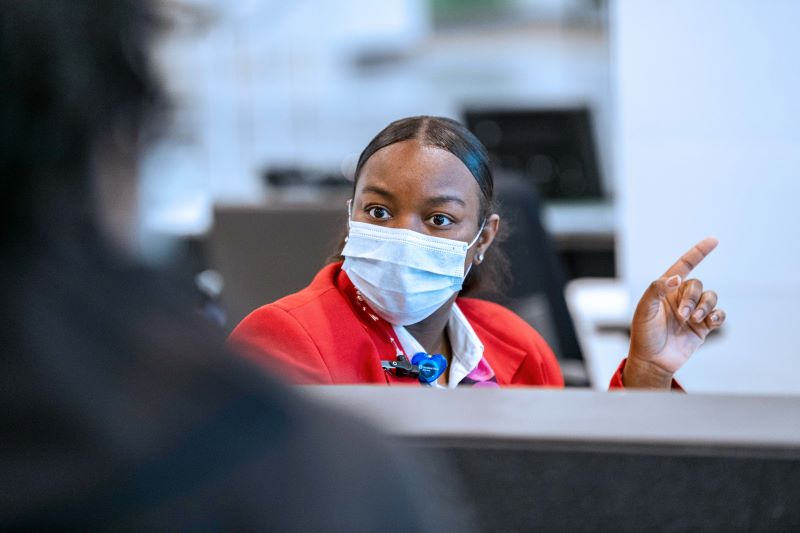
[465,107,604,201]
[466,107,615,282]
[208,200,349,327]
[140,0,800,393]
[148,0,610,385]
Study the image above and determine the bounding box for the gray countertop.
[300,386,800,450]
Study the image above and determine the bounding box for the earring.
[477,253,485,262]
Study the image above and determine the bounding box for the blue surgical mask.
[341,201,484,326]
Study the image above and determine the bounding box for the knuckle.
[703,291,718,306]
[682,280,702,303]
[649,280,663,295]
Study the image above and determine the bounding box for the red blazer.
[230,263,633,387]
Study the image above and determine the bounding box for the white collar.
[392,302,485,388]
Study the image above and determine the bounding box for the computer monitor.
[464,107,604,200]
[208,200,349,329]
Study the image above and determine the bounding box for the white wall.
[613,0,800,394]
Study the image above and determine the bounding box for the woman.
[229,116,725,389]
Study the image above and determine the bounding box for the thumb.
[638,274,681,320]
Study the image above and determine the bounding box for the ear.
[473,214,500,265]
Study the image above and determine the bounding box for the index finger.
[662,236,719,278]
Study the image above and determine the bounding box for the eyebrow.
[360,185,396,199]
[423,195,466,208]
[360,185,467,208]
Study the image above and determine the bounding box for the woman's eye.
[429,214,454,226]
[367,206,391,220]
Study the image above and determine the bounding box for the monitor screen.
[464,107,603,200]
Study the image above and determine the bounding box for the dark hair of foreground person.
[0,1,470,529]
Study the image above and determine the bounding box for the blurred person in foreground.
[0,1,466,530]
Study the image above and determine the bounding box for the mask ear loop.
[463,219,487,278]
[344,199,354,244]
[340,199,354,254]
[467,219,487,249]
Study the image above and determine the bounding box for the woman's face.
[352,139,500,271]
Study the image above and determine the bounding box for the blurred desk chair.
[492,177,588,385]
[207,198,348,330]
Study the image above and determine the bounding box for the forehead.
[355,140,481,203]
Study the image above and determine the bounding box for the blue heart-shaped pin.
[411,352,448,383]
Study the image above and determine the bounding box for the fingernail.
[666,275,681,288]
[711,313,719,323]
[692,309,705,321]
[680,306,691,320]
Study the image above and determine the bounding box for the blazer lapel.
[468,321,529,385]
